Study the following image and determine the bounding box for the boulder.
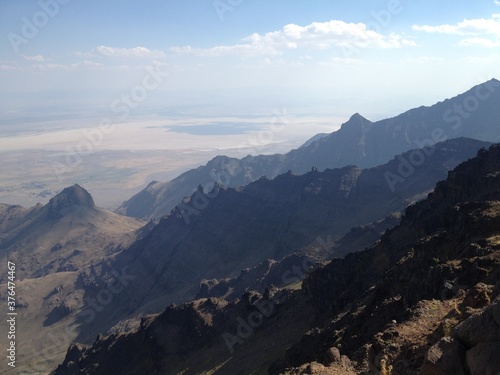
[466,342,500,375]
[462,283,493,309]
[454,299,500,347]
[419,337,466,375]
[326,347,341,364]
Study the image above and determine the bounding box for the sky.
[1,0,500,140]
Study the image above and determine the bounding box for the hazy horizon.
[2,1,500,132]
[1,0,500,208]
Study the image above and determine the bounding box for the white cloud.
[33,63,67,71]
[495,0,500,5]
[92,46,166,58]
[459,55,500,65]
[0,64,17,71]
[76,60,105,69]
[413,14,500,48]
[172,20,416,58]
[258,57,306,67]
[327,57,363,65]
[33,60,104,71]
[459,37,500,48]
[413,14,500,37]
[21,54,49,62]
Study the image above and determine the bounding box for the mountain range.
[53,142,500,375]
[117,79,500,220]
[0,138,488,374]
[1,80,500,374]
[70,138,489,338]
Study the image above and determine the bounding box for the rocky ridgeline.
[53,146,500,374]
[80,138,488,339]
[117,79,500,220]
[284,145,500,374]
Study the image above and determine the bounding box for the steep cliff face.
[53,144,500,375]
[84,166,368,324]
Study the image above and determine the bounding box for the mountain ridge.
[53,142,500,375]
[69,138,490,346]
[117,79,500,220]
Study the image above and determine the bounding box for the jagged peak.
[46,184,95,217]
[348,113,369,122]
[339,113,372,132]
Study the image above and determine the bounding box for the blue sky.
[1,0,500,123]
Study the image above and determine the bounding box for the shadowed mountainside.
[53,143,500,375]
[195,213,402,302]
[69,138,489,344]
[117,79,500,220]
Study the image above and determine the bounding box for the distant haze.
[2,1,500,136]
[1,0,500,208]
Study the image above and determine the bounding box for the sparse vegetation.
[380,358,393,375]
[441,320,454,337]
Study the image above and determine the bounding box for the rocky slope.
[0,184,144,280]
[0,140,485,374]
[195,213,401,302]
[0,185,145,374]
[117,79,500,220]
[77,139,489,337]
[52,142,500,375]
[277,144,500,374]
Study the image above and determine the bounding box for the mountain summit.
[46,184,95,218]
[343,112,371,127]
